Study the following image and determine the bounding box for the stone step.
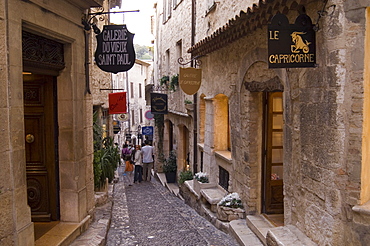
[229,219,264,246]
[200,186,228,213]
[246,215,275,245]
[267,225,317,246]
[35,217,90,246]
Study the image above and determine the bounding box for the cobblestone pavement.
[106,166,240,246]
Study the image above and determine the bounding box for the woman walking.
[133,145,143,183]
[122,144,134,186]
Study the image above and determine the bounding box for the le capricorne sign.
[268,13,316,68]
[95,25,136,73]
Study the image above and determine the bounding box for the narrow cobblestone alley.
[106,166,240,246]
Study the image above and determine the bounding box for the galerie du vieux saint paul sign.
[268,13,316,68]
[95,25,135,73]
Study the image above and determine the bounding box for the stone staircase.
[156,172,317,246]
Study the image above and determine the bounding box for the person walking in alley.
[141,140,154,181]
[122,144,134,186]
[133,145,143,183]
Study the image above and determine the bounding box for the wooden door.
[24,74,58,221]
[262,92,284,214]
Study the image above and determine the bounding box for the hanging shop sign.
[108,92,127,115]
[113,120,121,134]
[142,126,154,135]
[95,25,135,73]
[268,13,316,68]
[150,93,168,114]
[179,67,202,95]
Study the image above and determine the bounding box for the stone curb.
[69,185,114,246]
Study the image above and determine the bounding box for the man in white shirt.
[141,140,154,181]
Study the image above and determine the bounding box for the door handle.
[26,134,35,144]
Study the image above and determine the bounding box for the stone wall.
[154,0,195,172]
[0,0,103,244]
[192,0,370,245]
[155,0,370,244]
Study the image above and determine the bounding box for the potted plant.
[178,170,193,185]
[193,172,215,194]
[184,99,194,111]
[93,111,121,191]
[163,150,177,183]
[217,192,245,222]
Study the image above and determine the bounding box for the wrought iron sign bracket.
[82,8,139,34]
[177,56,202,68]
[313,0,336,31]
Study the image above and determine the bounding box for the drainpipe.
[126,71,131,139]
[191,0,198,173]
[84,29,91,95]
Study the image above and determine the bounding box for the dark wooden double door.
[24,74,59,222]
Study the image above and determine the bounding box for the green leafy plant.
[163,150,177,173]
[169,74,179,91]
[184,99,193,104]
[179,170,193,184]
[160,75,169,86]
[93,111,121,190]
[194,172,209,183]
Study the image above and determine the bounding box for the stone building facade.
[154,0,195,173]
[154,0,370,245]
[0,0,120,245]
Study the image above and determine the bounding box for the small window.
[130,82,134,98]
[139,83,142,98]
[166,49,170,75]
[176,40,182,69]
[173,0,183,9]
[205,0,217,16]
[163,0,171,23]
[219,166,229,191]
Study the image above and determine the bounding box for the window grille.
[219,166,229,191]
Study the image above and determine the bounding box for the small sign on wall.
[268,13,316,68]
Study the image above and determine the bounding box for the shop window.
[213,94,230,151]
[199,94,206,143]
